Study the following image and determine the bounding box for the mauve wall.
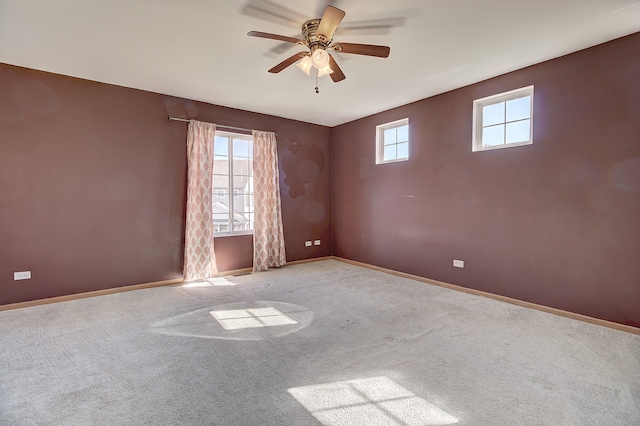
[0,64,331,305]
[331,33,640,327]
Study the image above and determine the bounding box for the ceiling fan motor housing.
[301,19,332,52]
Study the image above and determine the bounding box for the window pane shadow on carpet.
[289,376,459,426]
[150,300,313,340]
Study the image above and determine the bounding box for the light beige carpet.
[1,259,638,425]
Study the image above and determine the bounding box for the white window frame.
[376,118,409,164]
[213,131,254,237]
[472,86,534,152]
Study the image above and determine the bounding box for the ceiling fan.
[247,5,390,87]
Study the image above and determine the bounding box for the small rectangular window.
[376,118,409,164]
[473,86,533,152]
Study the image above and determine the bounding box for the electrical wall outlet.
[14,271,31,280]
[314,240,321,246]
[453,260,464,268]
[305,241,312,247]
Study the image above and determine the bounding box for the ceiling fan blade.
[328,54,346,82]
[268,52,307,73]
[317,5,346,41]
[247,31,303,45]
[331,42,390,58]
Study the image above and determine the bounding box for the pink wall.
[331,33,640,327]
[2,33,638,328]
[0,64,331,305]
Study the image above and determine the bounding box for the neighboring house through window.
[473,86,533,151]
[213,131,254,234]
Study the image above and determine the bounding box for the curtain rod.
[168,116,276,135]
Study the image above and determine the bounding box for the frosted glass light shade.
[296,56,312,75]
[311,48,330,68]
[317,64,334,77]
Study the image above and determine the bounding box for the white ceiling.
[0,0,638,127]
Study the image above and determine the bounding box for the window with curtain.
[183,120,217,280]
[252,130,286,271]
[212,131,254,235]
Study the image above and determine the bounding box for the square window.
[473,86,533,152]
[376,118,409,164]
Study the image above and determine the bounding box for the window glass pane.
[232,158,251,176]
[383,128,396,145]
[397,125,409,142]
[505,119,530,144]
[213,173,229,189]
[247,176,254,194]
[483,102,505,127]
[213,212,229,223]
[214,137,229,156]
[233,209,251,230]
[482,124,505,146]
[383,144,396,161]
[506,96,531,122]
[397,142,409,159]
[213,193,229,205]
[233,175,252,191]
[234,206,251,218]
[233,139,250,158]
[214,133,254,234]
[213,159,228,174]
[234,222,251,232]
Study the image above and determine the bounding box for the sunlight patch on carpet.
[210,307,298,330]
[150,301,313,341]
[183,277,236,287]
[288,376,458,426]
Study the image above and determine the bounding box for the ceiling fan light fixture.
[317,64,334,77]
[311,48,330,69]
[296,55,312,75]
[248,5,389,85]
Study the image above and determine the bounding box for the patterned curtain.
[183,120,217,280]
[252,130,286,271]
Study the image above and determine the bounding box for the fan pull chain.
[315,70,319,94]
